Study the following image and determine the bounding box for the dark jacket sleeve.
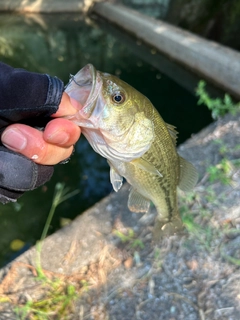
[0,62,64,128]
[0,62,65,203]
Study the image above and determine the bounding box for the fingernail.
[47,131,70,145]
[2,128,27,151]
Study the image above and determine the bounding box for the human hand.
[0,63,82,203]
[1,92,81,165]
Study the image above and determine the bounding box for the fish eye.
[112,92,125,104]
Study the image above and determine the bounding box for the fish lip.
[78,64,103,120]
[65,64,103,123]
[80,64,96,115]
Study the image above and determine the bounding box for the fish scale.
[123,107,179,219]
[65,64,198,239]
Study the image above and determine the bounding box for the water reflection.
[0,13,212,267]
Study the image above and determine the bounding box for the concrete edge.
[0,0,95,13]
[91,2,240,100]
[1,1,239,98]
[1,111,239,280]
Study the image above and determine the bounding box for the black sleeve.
[0,62,65,203]
[0,62,64,128]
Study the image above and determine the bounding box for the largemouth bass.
[65,64,198,238]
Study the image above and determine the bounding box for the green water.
[0,13,212,267]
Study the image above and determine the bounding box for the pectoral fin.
[131,158,163,177]
[108,161,123,192]
[128,188,150,213]
[178,156,198,191]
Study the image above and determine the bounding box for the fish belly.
[111,158,177,220]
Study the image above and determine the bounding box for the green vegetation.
[35,183,79,281]
[14,281,77,320]
[207,158,233,185]
[13,183,146,319]
[114,228,145,249]
[179,85,240,265]
[179,186,218,252]
[196,80,240,119]
[13,183,80,320]
[195,80,240,186]
[2,81,240,318]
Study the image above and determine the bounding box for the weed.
[80,279,89,293]
[35,183,79,280]
[181,205,220,252]
[39,183,79,243]
[179,186,221,252]
[14,183,80,320]
[196,80,240,119]
[220,244,240,266]
[204,186,217,203]
[114,229,144,249]
[14,281,77,320]
[233,144,240,151]
[207,159,233,185]
[213,139,228,156]
[153,248,161,261]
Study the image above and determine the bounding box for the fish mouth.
[65,64,103,123]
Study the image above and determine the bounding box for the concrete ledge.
[92,2,240,99]
[0,0,85,13]
[2,0,239,99]
[1,112,240,319]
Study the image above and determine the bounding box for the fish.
[65,64,198,239]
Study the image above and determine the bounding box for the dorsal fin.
[166,123,178,146]
[178,156,198,191]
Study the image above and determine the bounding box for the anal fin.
[128,188,150,213]
[178,156,198,191]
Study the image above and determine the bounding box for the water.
[0,13,212,267]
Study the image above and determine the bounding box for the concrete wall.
[0,0,86,12]
[0,0,239,99]
[92,2,240,100]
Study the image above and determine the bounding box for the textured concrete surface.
[91,2,240,100]
[1,112,240,319]
[1,0,239,98]
[0,0,92,13]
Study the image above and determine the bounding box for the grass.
[207,158,233,185]
[14,281,77,320]
[113,228,145,249]
[180,79,240,253]
[1,183,145,319]
[35,183,79,280]
[196,80,240,119]
[178,135,240,261]
[13,183,80,320]
[2,80,240,319]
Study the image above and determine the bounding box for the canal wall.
[91,2,240,100]
[1,111,240,319]
[0,0,87,13]
[0,1,239,98]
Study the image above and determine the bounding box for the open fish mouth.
[65,64,103,122]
